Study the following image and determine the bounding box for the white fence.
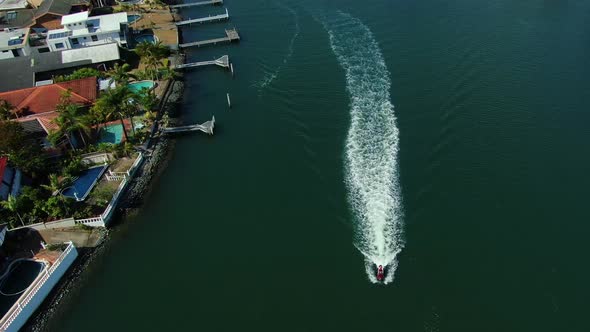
[0,242,78,332]
[105,171,128,181]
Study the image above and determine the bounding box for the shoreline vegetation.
[16,2,187,330]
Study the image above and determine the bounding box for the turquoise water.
[98,124,124,144]
[127,14,141,24]
[45,0,590,331]
[134,34,156,44]
[127,80,154,93]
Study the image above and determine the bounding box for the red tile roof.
[0,77,97,117]
[16,112,59,133]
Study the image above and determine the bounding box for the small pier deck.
[175,8,229,26]
[161,116,215,135]
[176,55,229,70]
[170,0,222,9]
[179,28,240,48]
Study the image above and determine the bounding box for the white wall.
[71,31,121,49]
[0,44,31,59]
[0,50,12,59]
[49,32,122,52]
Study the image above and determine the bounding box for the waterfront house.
[46,11,129,52]
[32,0,89,30]
[0,0,89,30]
[0,42,120,92]
[0,76,98,149]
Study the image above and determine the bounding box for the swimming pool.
[128,80,155,94]
[127,14,141,24]
[0,260,45,316]
[98,123,125,144]
[62,165,108,201]
[135,34,157,44]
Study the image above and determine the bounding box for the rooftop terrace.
[0,27,28,50]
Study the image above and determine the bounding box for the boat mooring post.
[227,93,231,109]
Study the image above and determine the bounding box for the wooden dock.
[170,0,222,9]
[175,8,229,26]
[175,55,229,70]
[161,116,215,135]
[179,28,240,48]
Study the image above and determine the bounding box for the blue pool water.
[128,80,155,94]
[98,124,124,144]
[62,165,108,201]
[127,14,141,24]
[135,34,156,44]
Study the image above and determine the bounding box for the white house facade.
[46,11,128,52]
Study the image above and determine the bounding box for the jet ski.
[377,265,384,281]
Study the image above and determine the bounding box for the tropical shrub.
[54,68,104,82]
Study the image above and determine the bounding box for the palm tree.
[0,99,12,120]
[50,103,92,148]
[137,88,158,112]
[144,55,160,82]
[92,86,138,141]
[107,63,136,86]
[0,99,21,120]
[41,174,72,196]
[135,41,170,61]
[134,41,153,59]
[1,194,25,227]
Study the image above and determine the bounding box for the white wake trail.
[324,12,404,284]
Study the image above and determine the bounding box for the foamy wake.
[254,4,300,90]
[323,12,404,284]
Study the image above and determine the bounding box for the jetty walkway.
[170,0,222,9]
[175,8,229,26]
[179,28,240,48]
[176,55,229,70]
[161,116,215,135]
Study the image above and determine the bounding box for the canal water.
[47,0,590,331]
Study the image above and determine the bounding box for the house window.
[71,38,79,45]
[91,35,98,42]
[6,11,17,21]
[55,42,64,49]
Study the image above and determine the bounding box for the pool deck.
[126,9,179,47]
[33,250,60,265]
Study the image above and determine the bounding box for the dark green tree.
[0,121,45,175]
